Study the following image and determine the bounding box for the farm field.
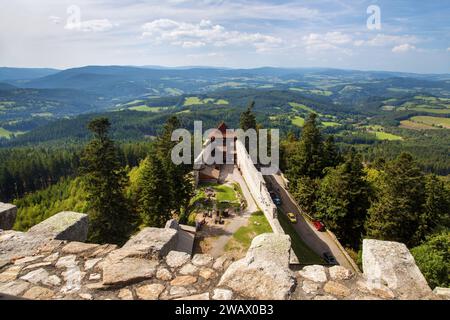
[129,105,168,112]
[0,127,12,138]
[291,116,305,127]
[409,116,450,129]
[184,97,229,106]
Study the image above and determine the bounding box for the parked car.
[287,212,297,224]
[312,220,326,232]
[270,191,282,206]
[323,252,337,265]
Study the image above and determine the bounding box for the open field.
[184,97,229,106]
[410,107,450,114]
[373,131,403,141]
[291,116,305,127]
[289,102,315,113]
[129,105,167,112]
[400,120,438,130]
[322,121,341,127]
[409,116,450,129]
[0,127,12,138]
[289,88,332,96]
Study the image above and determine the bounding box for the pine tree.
[292,176,320,214]
[155,116,193,215]
[80,118,134,245]
[415,174,450,241]
[322,135,341,169]
[240,101,257,131]
[316,150,370,248]
[365,153,425,246]
[287,113,324,182]
[136,156,172,227]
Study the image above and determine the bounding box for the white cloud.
[357,34,419,47]
[65,19,115,32]
[141,19,282,51]
[301,32,353,54]
[447,47,450,52]
[48,16,62,25]
[392,43,416,53]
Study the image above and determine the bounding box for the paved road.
[267,174,357,272]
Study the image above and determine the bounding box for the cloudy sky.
[1,0,449,73]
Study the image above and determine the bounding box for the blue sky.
[1,0,449,73]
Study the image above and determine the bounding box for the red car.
[313,220,325,232]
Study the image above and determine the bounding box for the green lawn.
[214,184,238,202]
[225,211,272,252]
[278,210,324,265]
[291,116,305,127]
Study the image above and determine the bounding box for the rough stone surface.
[0,266,22,282]
[175,293,209,300]
[62,242,99,255]
[302,280,321,295]
[169,286,190,297]
[136,284,165,300]
[166,251,191,268]
[433,287,450,299]
[28,211,88,242]
[171,276,197,286]
[299,265,328,283]
[192,254,214,267]
[156,268,173,281]
[122,227,178,259]
[179,263,199,275]
[329,266,353,281]
[212,255,231,271]
[199,268,216,280]
[102,258,158,286]
[118,288,133,300]
[0,203,17,230]
[362,239,432,299]
[218,233,295,300]
[323,281,351,297]
[0,212,446,301]
[213,288,233,300]
[23,286,54,300]
[0,280,30,296]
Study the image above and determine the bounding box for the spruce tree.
[287,113,324,182]
[316,150,370,248]
[365,153,425,246]
[80,118,133,245]
[137,156,172,227]
[240,101,257,131]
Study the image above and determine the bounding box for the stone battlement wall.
[235,140,283,233]
[1,209,449,300]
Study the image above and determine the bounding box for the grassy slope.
[278,210,324,265]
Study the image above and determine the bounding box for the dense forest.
[282,113,450,287]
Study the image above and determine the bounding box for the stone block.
[362,239,432,299]
[28,211,88,242]
[122,227,178,259]
[0,203,17,230]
